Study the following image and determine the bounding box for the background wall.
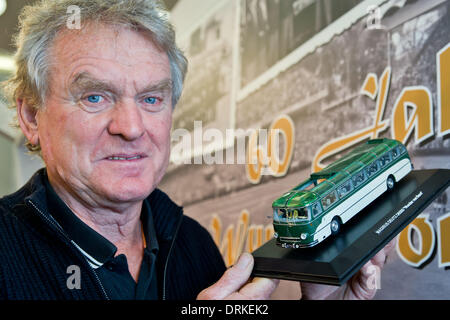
[163,0,450,299]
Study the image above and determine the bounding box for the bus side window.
[366,161,379,178]
[338,180,353,198]
[386,152,392,162]
[392,147,400,159]
[378,154,391,168]
[321,191,338,210]
[352,171,366,188]
[311,202,322,218]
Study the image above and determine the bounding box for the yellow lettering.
[210,210,273,266]
[397,215,435,267]
[247,225,264,253]
[268,115,295,177]
[437,212,450,268]
[235,210,250,261]
[391,86,434,144]
[360,73,378,100]
[246,115,295,184]
[212,211,250,267]
[437,43,450,137]
[246,130,264,184]
[211,214,222,247]
[223,225,234,267]
[265,224,274,242]
[247,224,275,253]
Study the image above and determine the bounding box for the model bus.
[272,138,413,248]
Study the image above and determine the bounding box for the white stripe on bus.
[312,158,412,243]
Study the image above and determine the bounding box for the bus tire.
[330,217,341,235]
[386,175,395,191]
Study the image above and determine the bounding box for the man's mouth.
[105,154,146,161]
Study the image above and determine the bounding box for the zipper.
[90,268,109,300]
[162,214,184,300]
[27,199,110,300]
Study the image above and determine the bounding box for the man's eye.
[87,95,103,103]
[144,97,159,104]
[79,94,111,113]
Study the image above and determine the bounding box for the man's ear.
[17,98,40,146]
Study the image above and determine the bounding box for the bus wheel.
[386,175,395,191]
[330,217,341,235]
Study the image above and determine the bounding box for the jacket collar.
[11,168,183,243]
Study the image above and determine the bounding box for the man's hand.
[197,253,279,300]
[300,239,396,300]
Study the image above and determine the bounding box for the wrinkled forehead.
[47,22,171,91]
[52,22,168,63]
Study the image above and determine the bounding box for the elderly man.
[1,0,392,300]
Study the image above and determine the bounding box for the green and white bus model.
[272,138,413,248]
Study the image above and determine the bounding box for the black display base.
[251,169,450,286]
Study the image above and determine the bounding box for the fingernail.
[235,252,252,271]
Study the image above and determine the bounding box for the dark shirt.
[44,176,159,300]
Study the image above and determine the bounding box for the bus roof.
[272,190,318,208]
[310,138,398,179]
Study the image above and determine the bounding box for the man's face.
[37,24,173,205]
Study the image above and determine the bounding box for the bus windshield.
[274,207,310,223]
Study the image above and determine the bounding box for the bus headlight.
[301,233,308,240]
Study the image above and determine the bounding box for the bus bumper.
[276,238,319,249]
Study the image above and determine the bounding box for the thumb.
[197,253,254,300]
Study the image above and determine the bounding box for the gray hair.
[3,0,187,153]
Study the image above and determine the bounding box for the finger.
[371,248,387,267]
[197,253,254,300]
[348,261,378,300]
[371,238,397,267]
[384,238,397,255]
[300,282,341,300]
[234,277,280,300]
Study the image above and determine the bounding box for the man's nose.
[108,100,145,141]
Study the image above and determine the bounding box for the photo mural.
[161,0,450,299]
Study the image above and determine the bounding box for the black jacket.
[0,169,226,300]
